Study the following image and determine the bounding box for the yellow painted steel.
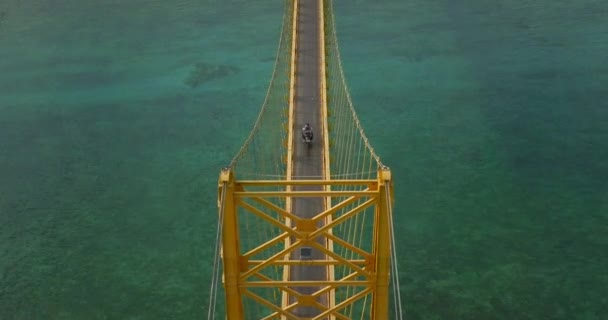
[247,259,367,266]
[217,0,395,317]
[371,167,393,319]
[237,179,374,186]
[314,287,374,320]
[244,233,290,258]
[234,190,378,197]
[319,0,330,183]
[218,169,393,318]
[319,0,335,312]
[241,280,372,287]
[218,169,244,319]
[282,0,298,314]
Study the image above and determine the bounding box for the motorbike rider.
[302,123,313,141]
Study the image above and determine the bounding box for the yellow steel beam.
[371,167,393,319]
[247,259,367,266]
[286,0,298,176]
[244,242,369,278]
[252,272,342,320]
[243,289,294,319]
[283,0,299,314]
[275,298,348,320]
[313,288,374,320]
[319,0,334,314]
[311,194,363,223]
[240,239,303,280]
[319,0,330,188]
[324,232,369,258]
[307,286,351,320]
[309,197,376,239]
[251,196,302,223]
[301,272,370,319]
[252,271,303,299]
[330,312,351,320]
[241,280,371,287]
[308,241,371,278]
[235,190,378,197]
[301,244,365,272]
[246,266,368,288]
[311,270,359,297]
[266,299,351,320]
[243,232,290,259]
[329,289,373,319]
[236,199,302,238]
[218,169,244,318]
[278,300,351,320]
[237,179,374,186]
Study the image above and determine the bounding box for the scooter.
[303,132,313,146]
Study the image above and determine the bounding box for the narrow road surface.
[289,0,327,318]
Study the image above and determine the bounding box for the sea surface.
[1,0,607,319]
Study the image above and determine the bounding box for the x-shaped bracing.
[234,190,379,318]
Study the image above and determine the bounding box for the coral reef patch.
[183,62,239,88]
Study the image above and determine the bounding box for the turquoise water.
[1,0,606,319]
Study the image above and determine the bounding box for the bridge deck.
[290,0,327,317]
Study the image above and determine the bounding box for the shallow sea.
[1,0,606,319]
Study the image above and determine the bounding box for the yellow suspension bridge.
[208,1,403,319]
